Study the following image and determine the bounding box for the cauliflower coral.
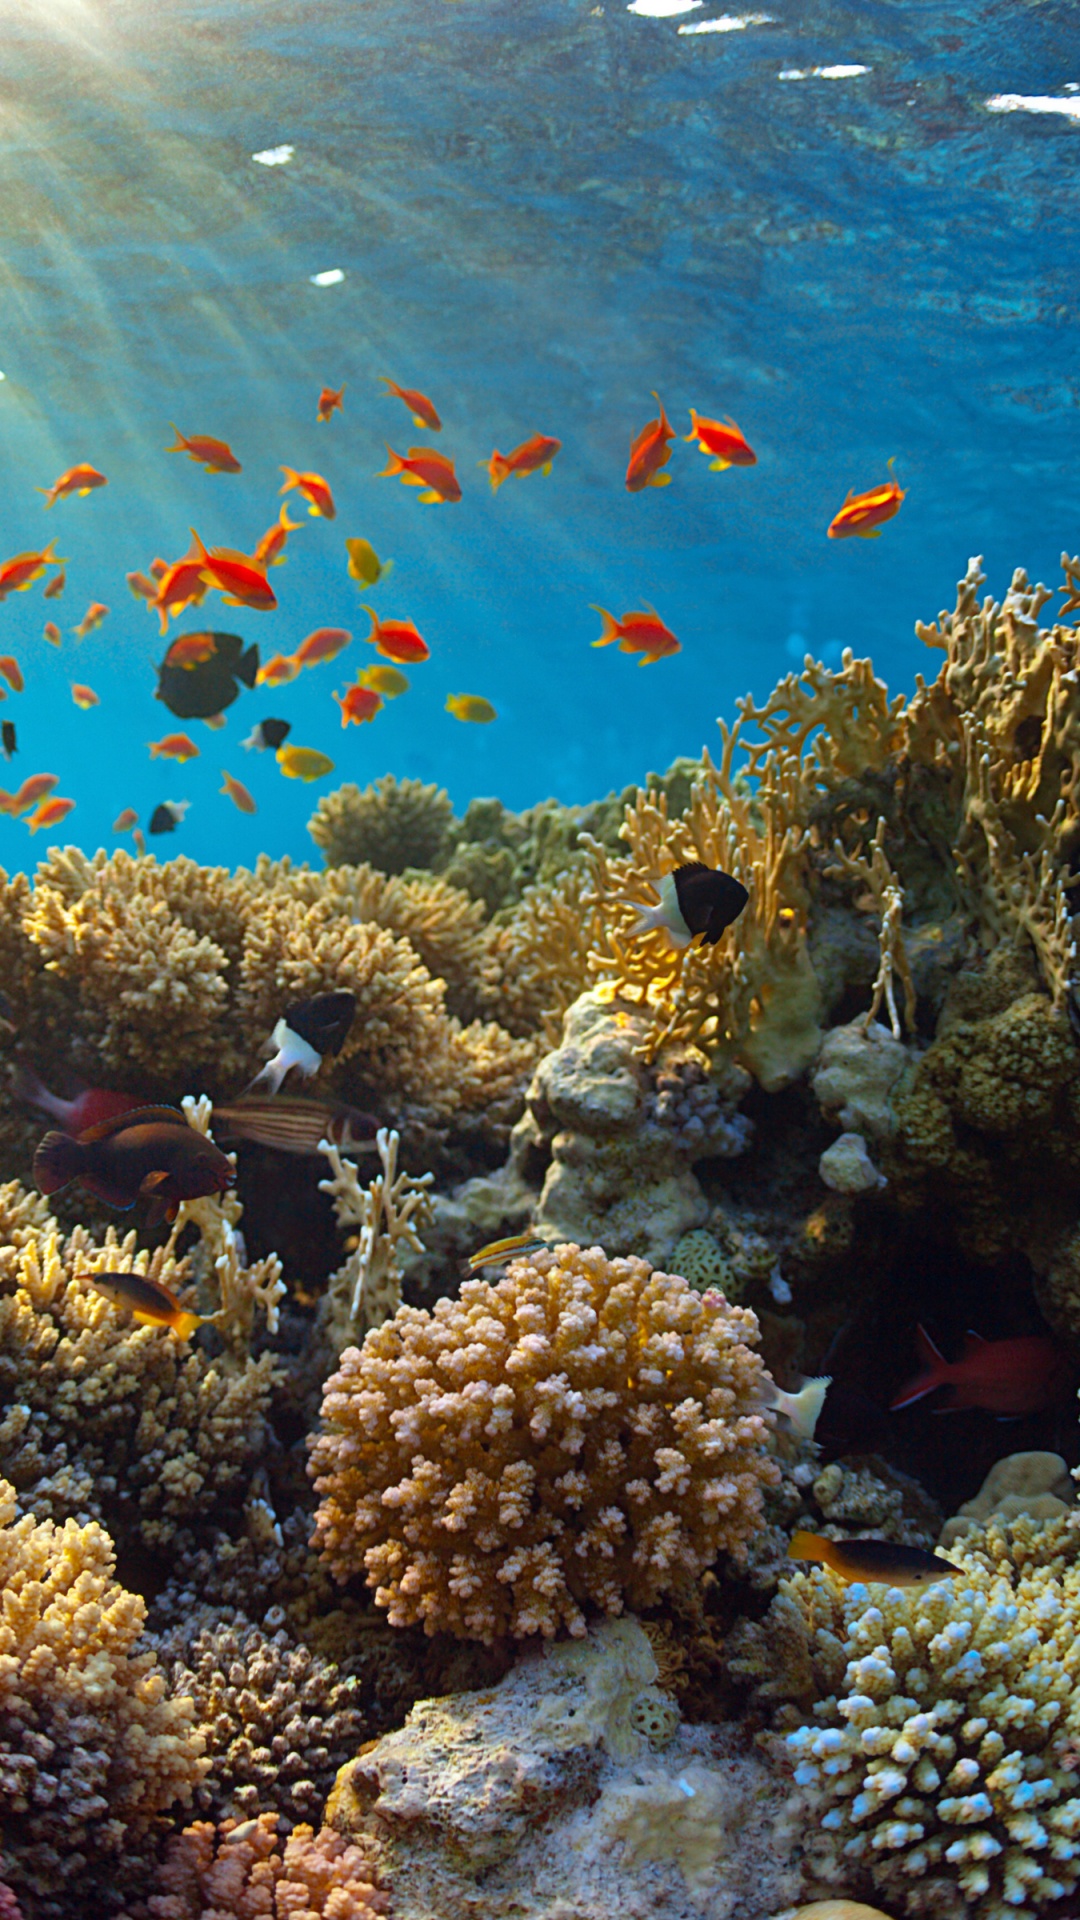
[309,1243,779,1642]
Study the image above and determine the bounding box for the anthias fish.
[356,664,408,698]
[276,744,334,782]
[149,799,190,835]
[71,684,100,710]
[38,463,107,506]
[73,603,108,640]
[380,377,441,432]
[113,807,138,833]
[788,1531,960,1590]
[625,395,676,492]
[294,627,351,669]
[34,1105,235,1227]
[890,1324,1069,1417]
[378,445,461,504]
[334,685,383,726]
[149,545,211,633]
[156,633,260,720]
[254,503,303,569]
[827,463,906,539]
[43,568,66,599]
[256,652,301,689]
[43,622,62,647]
[487,434,561,491]
[362,608,430,664]
[212,1096,379,1156]
[26,795,75,834]
[684,410,757,470]
[758,1374,832,1442]
[221,770,257,813]
[149,733,199,762]
[243,717,291,752]
[167,426,242,474]
[85,1270,209,1340]
[0,541,65,600]
[591,605,680,666]
[622,862,749,949]
[0,658,24,692]
[247,990,357,1096]
[317,384,345,423]
[7,772,58,816]
[280,466,336,519]
[446,694,496,724]
[466,1232,551,1273]
[190,530,277,611]
[345,538,393,587]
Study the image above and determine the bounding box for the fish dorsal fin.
[964,1329,987,1342]
[915,1322,946,1368]
[672,860,711,883]
[961,1329,988,1356]
[77,1104,187,1144]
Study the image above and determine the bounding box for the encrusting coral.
[138,1811,387,1920]
[309,1241,779,1642]
[0,1477,207,1912]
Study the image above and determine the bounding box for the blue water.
[0,0,1077,870]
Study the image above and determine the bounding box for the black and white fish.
[246,990,357,1096]
[621,861,749,949]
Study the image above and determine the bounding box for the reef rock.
[817,1130,887,1195]
[328,1616,802,1920]
[940,1449,1074,1547]
[811,1018,910,1141]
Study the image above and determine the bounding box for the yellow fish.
[466,1231,550,1273]
[86,1269,209,1340]
[356,663,409,698]
[276,744,335,782]
[446,693,496,724]
[345,537,393,588]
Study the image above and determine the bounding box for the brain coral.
[310,1242,779,1642]
[776,1514,1080,1920]
[144,1812,387,1920]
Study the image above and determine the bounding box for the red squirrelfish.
[625,395,676,492]
[828,462,906,540]
[0,541,66,600]
[280,466,336,519]
[377,444,461,505]
[33,1104,236,1227]
[890,1324,1070,1417]
[380,377,441,432]
[591,604,681,665]
[361,606,430,664]
[167,426,242,474]
[294,627,351,670]
[190,529,277,611]
[38,463,107,506]
[13,1064,143,1136]
[317,385,345,423]
[487,433,562,492]
[254,502,303,569]
[334,684,383,726]
[684,410,757,470]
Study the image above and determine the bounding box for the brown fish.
[788,1531,960,1590]
[86,1270,208,1340]
[34,1105,235,1226]
[211,1097,379,1157]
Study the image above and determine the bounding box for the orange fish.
[26,795,75,834]
[828,462,906,540]
[253,502,303,570]
[43,569,66,599]
[487,434,562,492]
[113,808,138,833]
[220,770,257,813]
[73,602,108,639]
[149,732,199,762]
[317,385,345,423]
[334,684,382,726]
[294,627,351,670]
[0,659,24,693]
[684,410,757,471]
[625,395,676,492]
[71,683,100,709]
[377,444,461,505]
[149,558,170,581]
[591,604,681,665]
[361,606,430,665]
[0,541,65,601]
[38,464,107,507]
[150,546,211,634]
[167,426,242,474]
[280,466,336,519]
[890,1324,1070,1417]
[255,652,301,688]
[127,570,159,602]
[133,828,147,855]
[43,622,61,648]
[190,530,277,611]
[380,377,441,432]
[162,631,217,669]
[9,773,58,816]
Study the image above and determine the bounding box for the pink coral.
[146,1813,387,1920]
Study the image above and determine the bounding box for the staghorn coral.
[761,1513,1080,1919]
[317,1128,434,1348]
[169,1097,285,1361]
[307,774,456,873]
[151,1616,370,1831]
[0,1477,206,1913]
[142,1812,387,1920]
[310,1241,780,1642]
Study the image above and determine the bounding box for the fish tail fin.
[590,606,620,648]
[237,644,261,689]
[12,1063,64,1121]
[890,1323,948,1411]
[488,453,510,492]
[172,1310,204,1340]
[43,541,63,564]
[377,446,405,478]
[33,1128,82,1195]
[683,410,699,441]
[279,466,300,493]
[788,1530,830,1567]
[148,743,162,759]
[36,489,55,506]
[788,1375,832,1441]
[165,424,187,452]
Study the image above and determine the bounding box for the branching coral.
[0,1477,206,1912]
[318,1127,434,1346]
[307,774,456,873]
[169,1097,285,1361]
[310,1242,780,1642]
[142,1812,387,1920]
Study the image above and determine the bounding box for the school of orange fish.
[0,378,906,841]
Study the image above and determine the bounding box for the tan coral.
[146,1812,387,1920]
[310,1242,780,1642]
[317,1127,434,1346]
[307,773,456,873]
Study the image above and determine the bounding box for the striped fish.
[211,1097,379,1157]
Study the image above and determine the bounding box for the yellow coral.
[310,1242,779,1642]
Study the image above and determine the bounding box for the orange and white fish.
[190,530,277,611]
[0,541,65,601]
[43,622,61,648]
[361,606,430,664]
[127,570,159,602]
[220,770,257,813]
[71,683,100,709]
[26,794,75,834]
[113,808,139,833]
[167,426,242,474]
[38,464,107,507]
[333,684,382,726]
[255,652,301,688]
[8,773,58,816]
[626,396,676,492]
[280,466,336,519]
[253,502,303,569]
[827,462,906,540]
[317,385,345,423]
[149,732,199,762]
[487,433,561,492]
[377,444,461,504]
[150,545,211,634]
[73,602,108,639]
[43,569,66,599]
[380,377,441,432]
[294,627,351,670]
[0,658,24,693]
[684,410,757,471]
[591,604,681,665]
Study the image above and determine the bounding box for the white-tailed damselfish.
[247,990,357,1096]
[622,861,749,949]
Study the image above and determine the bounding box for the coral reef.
[317,1128,434,1350]
[0,1478,206,1912]
[308,774,457,874]
[310,1242,779,1640]
[140,1812,386,1920]
[940,1452,1074,1548]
